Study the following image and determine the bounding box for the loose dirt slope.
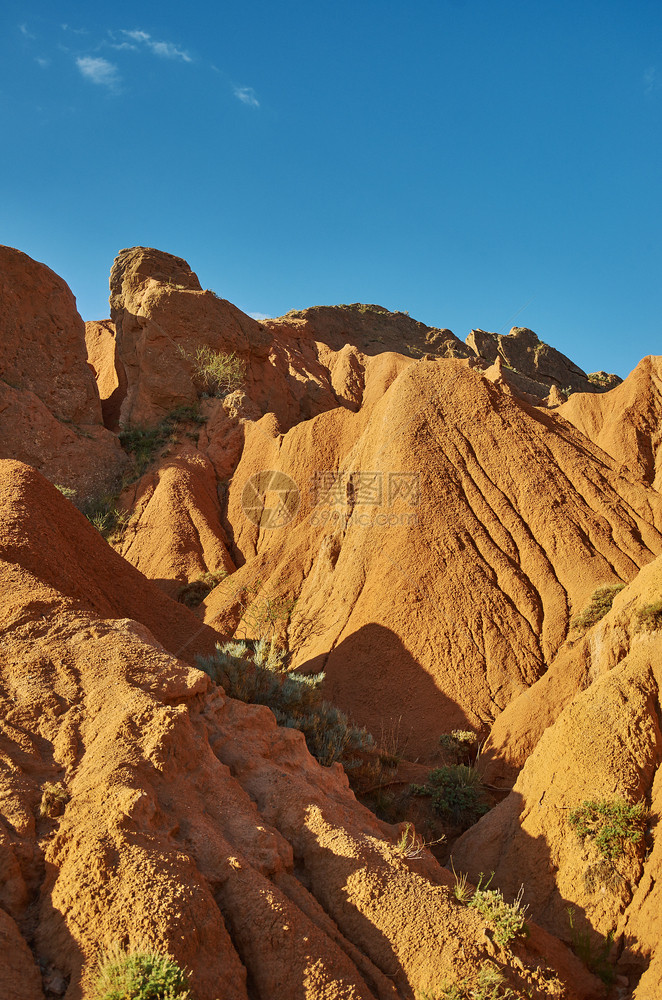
[0,460,601,1000]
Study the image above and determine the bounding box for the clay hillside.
[0,243,660,1000]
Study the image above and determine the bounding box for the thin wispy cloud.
[76,56,121,91]
[120,29,192,63]
[233,85,260,108]
[35,57,51,69]
[644,66,660,95]
[19,23,35,40]
[249,311,271,321]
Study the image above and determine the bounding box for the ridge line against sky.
[2,0,661,379]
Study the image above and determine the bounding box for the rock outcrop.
[0,247,126,498]
[466,326,622,397]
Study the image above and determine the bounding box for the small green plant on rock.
[568,797,647,860]
[468,873,529,947]
[83,496,131,543]
[570,583,625,632]
[411,764,489,827]
[439,730,479,764]
[55,484,77,499]
[392,822,444,860]
[91,943,191,1000]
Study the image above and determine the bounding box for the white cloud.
[19,23,35,39]
[233,85,259,108]
[35,57,50,68]
[76,56,121,90]
[249,312,271,321]
[120,29,191,62]
[644,67,660,95]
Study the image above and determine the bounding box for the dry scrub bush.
[197,640,373,768]
[570,583,625,632]
[184,345,246,397]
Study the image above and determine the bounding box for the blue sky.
[2,1,660,378]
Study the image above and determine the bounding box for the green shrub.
[570,583,625,632]
[91,944,191,1000]
[196,641,373,767]
[568,797,647,860]
[636,598,662,631]
[411,765,489,827]
[177,570,228,608]
[186,346,246,397]
[468,873,529,947]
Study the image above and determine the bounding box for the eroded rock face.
[0,247,126,498]
[204,360,662,761]
[84,320,126,431]
[0,461,601,1000]
[452,555,662,999]
[559,355,662,489]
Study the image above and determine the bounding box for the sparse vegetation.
[568,797,648,861]
[450,861,473,904]
[411,764,489,827]
[378,715,409,769]
[119,403,206,478]
[567,908,616,986]
[570,583,625,632]
[468,873,529,947]
[182,345,246,397]
[82,495,131,543]
[91,943,191,1000]
[636,598,662,631]
[39,781,69,819]
[55,484,77,499]
[177,570,228,608]
[196,640,373,768]
[439,730,479,765]
[419,963,514,999]
[391,822,444,860]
